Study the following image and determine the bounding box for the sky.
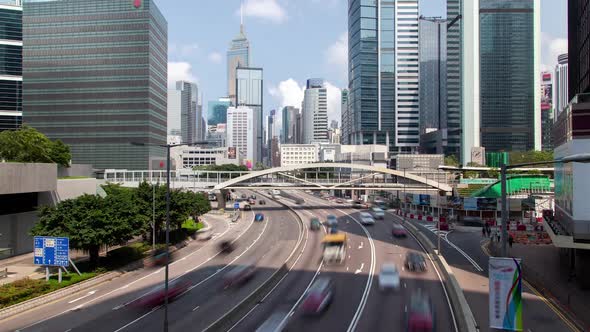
[158,0,567,130]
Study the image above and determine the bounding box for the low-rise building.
[171,146,241,170]
[280,144,319,167]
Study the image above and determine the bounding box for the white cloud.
[169,43,199,58]
[541,32,567,72]
[325,82,342,125]
[168,62,197,88]
[240,0,287,23]
[208,52,223,64]
[325,32,348,82]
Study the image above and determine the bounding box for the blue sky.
[158,0,567,126]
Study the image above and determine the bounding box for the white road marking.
[403,283,407,289]
[347,267,349,271]
[355,263,365,274]
[67,290,97,304]
[113,306,161,332]
[358,242,364,249]
[192,306,200,312]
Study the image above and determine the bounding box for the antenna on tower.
[240,0,244,33]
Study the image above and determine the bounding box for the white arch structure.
[213,163,452,193]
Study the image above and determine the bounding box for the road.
[398,212,576,332]
[2,191,302,332]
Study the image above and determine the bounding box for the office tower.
[419,17,448,154]
[281,106,299,144]
[295,112,303,144]
[265,109,274,166]
[302,79,328,144]
[168,81,197,144]
[235,67,263,162]
[227,106,254,167]
[23,0,167,170]
[0,1,22,132]
[568,0,590,100]
[208,98,230,126]
[347,0,420,154]
[227,14,250,105]
[554,54,568,120]
[330,120,338,130]
[446,0,464,158]
[340,89,350,144]
[540,72,553,151]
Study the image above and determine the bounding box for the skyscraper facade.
[0,0,22,132]
[227,24,250,104]
[168,81,197,144]
[207,98,230,126]
[302,78,328,144]
[540,72,553,150]
[347,0,420,154]
[568,0,590,101]
[227,106,254,167]
[446,0,464,158]
[340,88,350,144]
[554,53,569,120]
[23,0,167,170]
[235,67,263,162]
[281,106,299,144]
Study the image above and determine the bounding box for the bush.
[181,219,202,234]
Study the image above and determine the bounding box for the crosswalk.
[421,224,451,238]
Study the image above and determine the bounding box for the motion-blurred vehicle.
[241,194,247,199]
[134,279,190,307]
[405,252,427,272]
[149,249,169,266]
[352,200,368,209]
[322,233,346,264]
[258,199,266,205]
[326,215,338,227]
[392,224,408,238]
[241,202,252,211]
[250,194,257,199]
[295,198,305,204]
[301,277,334,315]
[255,213,265,222]
[196,229,213,241]
[378,263,400,291]
[219,240,235,254]
[371,207,385,220]
[249,198,256,205]
[360,212,376,225]
[223,263,256,288]
[272,189,281,196]
[310,217,321,231]
[256,309,290,332]
[335,198,343,204]
[406,291,435,332]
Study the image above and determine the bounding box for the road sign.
[34,236,69,267]
[234,202,240,209]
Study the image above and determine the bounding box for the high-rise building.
[419,17,448,154]
[541,72,554,151]
[347,0,420,154]
[281,106,299,144]
[168,81,197,144]
[0,1,22,132]
[23,0,167,170]
[265,109,275,166]
[270,136,280,167]
[568,0,590,101]
[226,106,254,167]
[207,98,230,127]
[227,18,250,104]
[554,53,569,120]
[235,67,263,162]
[447,0,540,163]
[302,78,328,144]
[340,89,350,144]
[197,103,205,141]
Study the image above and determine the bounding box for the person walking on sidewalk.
[482,226,486,237]
[508,234,514,248]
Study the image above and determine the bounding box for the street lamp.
[131,140,207,332]
[500,153,590,257]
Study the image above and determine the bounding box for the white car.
[371,207,385,219]
[378,263,401,291]
[359,212,375,225]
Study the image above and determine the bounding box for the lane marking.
[355,263,365,275]
[192,306,200,312]
[358,242,364,249]
[522,280,580,332]
[113,305,161,332]
[67,290,97,304]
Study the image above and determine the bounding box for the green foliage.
[181,219,202,234]
[509,150,553,166]
[485,168,500,179]
[193,164,248,172]
[444,155,460,167]
[0,126,71,167]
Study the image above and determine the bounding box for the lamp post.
[499,153,590,257]
[131,140,207,332]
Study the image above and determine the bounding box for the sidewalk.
[489,241,590,330]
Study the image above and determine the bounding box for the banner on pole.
[489,257,523,331]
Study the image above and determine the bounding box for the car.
[301,277,334,315]
[242,203,252,211]
[196,229,213,241]
[295,198,305,204]
[241,194,247,199]
[406,291,435,332]
[326,215,338,228]
[392,224,407,238]
[250,194,257,199]
[249,198,256,205]
[359,212,375,225]
[405,252,427,272]
[310,217,321,231]
[223,264,256,288]
[258,199,266,205]
[255,213,265,222]
[134,279,191,307]
[328,226,338,234]
[371,207,385,220]
[378,263,401,291]
[255,309,290,332]
[219,240,235,254]
[335,198,343,204]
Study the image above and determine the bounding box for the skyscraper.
[554,53,569,120]
[419,17,448,154]
[541,72,553,151]
[235,67,263,162]
[568,0,590,101]
[227,106,254,167]
[168,81,197,144]
[227,14,250,105]
[207,98,230,126]
[23,0,167,170]
[340,89,350,144]
[281,106,299,144]
[347,0,420,154]
[0,0,22,132]
[446,0,464,158]
[302,78,328,144]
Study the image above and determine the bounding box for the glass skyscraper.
[207,98,230,126]
[347,0,420,154]
[227,24,250,105]
[23,0,167,170]
[236,67,262,162]
[0,1,22,132]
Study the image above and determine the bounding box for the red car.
[134,279,191,307]
[223,264,256,288]
[301,277,334,315]
[392,224,407,238]
[406,291,435,331]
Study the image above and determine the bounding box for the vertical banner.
[489,257,523,331]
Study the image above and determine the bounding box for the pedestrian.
[496,233,501,243]
[508,235,514,248]
[482,226,486,237]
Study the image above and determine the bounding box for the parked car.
[359,212,375,225]
[255,213,265,222]
[301,277,334,315]
[406,291,435,332]
[392,224,407,238]
[378,263,401,291]
[405,252,427,272]
[310,217,321,231]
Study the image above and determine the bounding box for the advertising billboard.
[227,147,236,159]
[489,257,523,331]
[418,194,431,206]
[478,198,498,211]
[464,198,478,211]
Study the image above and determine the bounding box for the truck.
[321,233,346,264]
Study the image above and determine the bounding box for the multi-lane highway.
[2,190,459,332]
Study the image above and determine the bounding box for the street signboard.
[34,236,69,267]
[234,202,240,209]
[489,257,523,331]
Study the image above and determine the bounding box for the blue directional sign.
[33,236,69,267]
[234,202,240,209]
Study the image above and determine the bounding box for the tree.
[464,162,481,179]
[509,150,553,166]
[0,126,71,167]
[31,194,143,267]
[444,155,460,167]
